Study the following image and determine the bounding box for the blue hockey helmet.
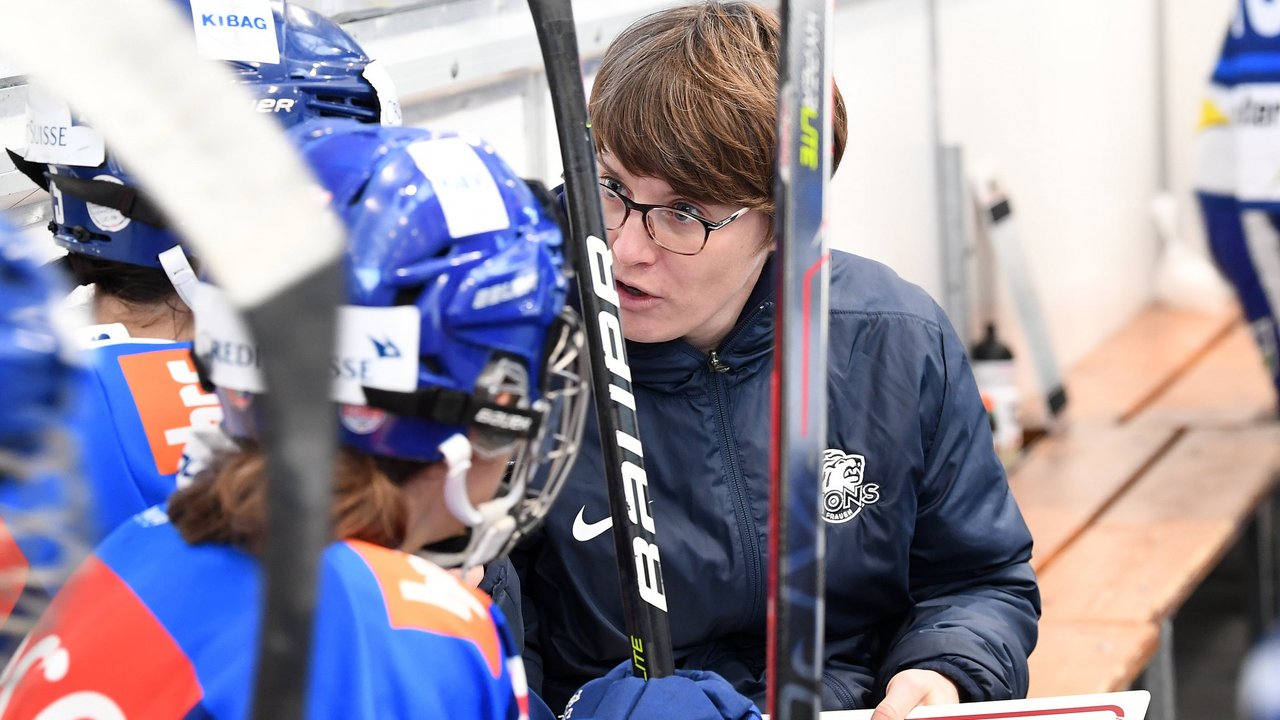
[199,119,587,566]
[13,0,399,270]
[171,0,400,128]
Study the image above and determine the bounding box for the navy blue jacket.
[510,250,1039,713]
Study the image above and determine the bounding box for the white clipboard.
[766,690,1150,720]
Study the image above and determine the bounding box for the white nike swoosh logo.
[572,506,614,542]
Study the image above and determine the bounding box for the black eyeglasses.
[598,182,750,256]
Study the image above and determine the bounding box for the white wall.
[830,0,1185,380]
[830,0,940,300]
[935,0,1162,374]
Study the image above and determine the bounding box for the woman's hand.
[448,565,485,588]
[869,669,960,720]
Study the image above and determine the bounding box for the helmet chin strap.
[158,245,199,308]
[432,432,525,570]
[439,433,481,527]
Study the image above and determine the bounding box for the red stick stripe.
[902,705,1127,719]
[800,252,830,436]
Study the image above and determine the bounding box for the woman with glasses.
[500,3,1039,720]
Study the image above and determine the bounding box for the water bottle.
[971,323,1022,465]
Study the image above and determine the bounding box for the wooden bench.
[1034,427,1280,717]
[1013,424,1176,700]
[1133,323,1276,430]
[1008,423,1177,573]
[1037,428,1280,623]
[1005,301,1280,717]
[1057,303,1240,425]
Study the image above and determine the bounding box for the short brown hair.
[169,445,407,554]
[590,0,848,217]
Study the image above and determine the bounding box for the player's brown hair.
[590,1,847,227]
[169,445,407,554]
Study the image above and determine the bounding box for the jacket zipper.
[708,365,762,626]
[707,300,771,625]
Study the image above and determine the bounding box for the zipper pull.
[708,351,731,373]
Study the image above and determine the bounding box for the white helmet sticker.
[331,304,421,405]
[406,137,511,239]
[192,281,264,394]
[86,175,131,233]
[193,280,420,405]
[189,0,280,64]
[48,166,66,225]
[362,59,403,127]
[23,85,105,167]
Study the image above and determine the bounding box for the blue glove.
[562,661,761,720]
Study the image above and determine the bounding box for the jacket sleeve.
[504,529,547,697]
[874,306,1040,703]
[485,548,562,717]
[481,557,523,650]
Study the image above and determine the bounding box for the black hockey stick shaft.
[767,0,833,717]
[250,264,343,720]
[526,0,674,680]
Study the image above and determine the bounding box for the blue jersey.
[74,329,223,540]
[0,252,93,660]
[1198,0,1280,206]
[1214,0,1280,86]
[0,452,93,660]
[0,510,530,719]
[2,325,223,662]
[1195,0,1280,409]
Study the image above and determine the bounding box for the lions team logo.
[821,449,879,524]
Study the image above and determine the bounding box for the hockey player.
[501,3,1039,719]
[1194,0,1280,414]
[0,119,763,720]
[0,223,91,659]
[0,120,587,719]
[5,0,399,546]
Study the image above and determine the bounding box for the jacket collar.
[626,254,777,389]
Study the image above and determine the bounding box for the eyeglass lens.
[599,185,706,255]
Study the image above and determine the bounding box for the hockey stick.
[526,0,674,680]
[970,170,1068,424]
[0,3,344,719]
[767,0,834,718]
